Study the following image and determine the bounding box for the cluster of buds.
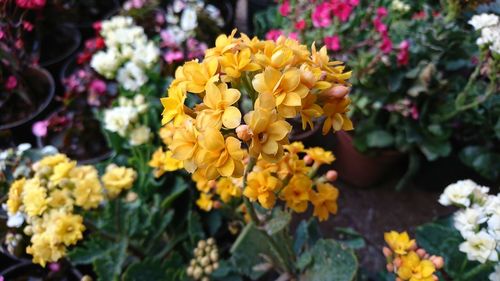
[187,238,219,281]
[5,232,23,255]
[383,231,444,281]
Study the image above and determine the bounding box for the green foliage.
[416,219,495,281]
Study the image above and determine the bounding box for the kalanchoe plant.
[258,0,500,187]
[159,30,359,279]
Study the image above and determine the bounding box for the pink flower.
[32,120,49,137]
[410,104,419,120]
[265,29,284,41]
[376,7,388,18]
[324,35,341,51]
[279,0,291,16]
[380,36,393,54]
[373,18,387,35]
[160,30,178,48]
[312,3,332,28]
[48,263,61,272]
[22,21,33,31]
[289,32,299,40]
[397,40,410,66]
[332,1,353,22]
[15,0,45,9]
[164,50,184,64]
[0,275,4,281]
[295,19,306,31]
[0,29,4,40]
[92,21,102,32]
[6,76,18,90]
[90,79,106,94]
[348,0,359,6]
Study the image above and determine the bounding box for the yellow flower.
[220,48,260,79]
[181,58,219,94]
[310,44,352,85]
[198,128,245,180]
[196,82,242,129]
[149,148,184,177]
[7,178,25,214]
[192,169,212,193]
[159,123,176,146]
[26,233,66,267]
[216,177,242,203]
[306,147,335,165]
[161,85,187,126]
[281,175,311,213]
[48,188,74,209]
[275,36,310,65]
[69,165,99,181]
[384,231,416,255]
[244,94,292,162]
[309,183,339,221]
[101,165,137,198]
[275,153,309,179]
[22,178,48,217]
[299,94,323,130]
[284,142,305,154]
[45,210,85,246]
[252,67,309,118]
[196,193,214,211]
[169,120,200,172]
[38,154,70,168]
[50,160,77,184]
[397,251,436,281]
[322,97,354,135]
[254,42,295,69]
[205,29,238,58]
[243,170,281,209]
[73,177,104,210]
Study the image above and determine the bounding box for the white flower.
[129,126,151,146]
[40,145,58,155]
[439,180,478,207]
[91,50,121,79]
[488,215,500,241]
[2,204,24,228]
[133,94,149,114]
[490,264,500,281]
[485,195,500,217]
[101,16,134,37]
[172,0,186,13]
[180,6,198,31]
[132,41,160,70]
[166,8,179,24]
[454,208,488,238]
[469,14,499,30]
[16,143,31,155]
[459,230,498,263]
[103,106,138,136]
[116,62,148,91]
[391,0,410,12]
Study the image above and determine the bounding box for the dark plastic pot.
[1,260,83,281]
[288,117,322,142]
[39,24,82,68]
[332,131,407,188]
[0,67,55,132]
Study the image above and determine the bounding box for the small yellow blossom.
[192,169,212,193]
[281,175,311,213]
[254,42,295,69]
[220,48,260,79]
[48,188,73,209]
[73,177,104,210]
[196,82,242,129]
[216,177,242,203]
[26,233,66,267]
[50,160,77,185]
[384,231,416,255]
[205,29,238,58]
[149,148,184,178]
[22,178,48,217]
[169,120,200,172]
[182,59,219,94]
[45,210,85,246]
[101,165,137,198]
[161,85,187,126]
[322,97,354,135]
[7,178,25,214]
[197,193,214,211]
[397,251,436,281]
[159,123,176,145]
[244,171,281,209]
[69,165,99,181]
[309,183,339,221]
[38,154,70,168]
[306,147,335,165]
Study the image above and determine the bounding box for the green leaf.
[68,237,122,265]
[188,210,204,244]
[300,239,358,281]
[161,177,188,209]
[92,239,127,281]
[265,209,291,236]
[122,259,168,281]
[419,140,451,161]
[335,227,366,250]
[366,130,394,148]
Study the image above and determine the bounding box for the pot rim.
[0,67,55,131]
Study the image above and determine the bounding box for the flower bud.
[326,170,338,181]
[416,248,426,258]
[198,240,206,249]
[393,257,402,267]
[200,256,210,267]
[433,275,439,281]
[322,85,350,101]
[386,263,394,272]
[304,155,313,165]
[204,265,213,274]
[409,241,418,251]
[24,226,33,236]
[190,260,196,266]
[210,250,218,262]
[207,238,215,246]
[431,256,444,269]
[213,201,222,209]
[193,267,203,279]
[213,262,219,270]
[125,191,138,202]
[382,247,392,258]
[187,266,194,276]
[81,276,93,281]
[236,125,252,141]
[201,277,209,281]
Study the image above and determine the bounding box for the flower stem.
[242,157,260,225]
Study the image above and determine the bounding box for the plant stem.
[242,157,260,225]
[459,262,493,281]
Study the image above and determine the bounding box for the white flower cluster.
[90,16,160,91]
[469,13,500,55]
[440,180,499,279]
[103,95,151,146]
[391,0,410,13]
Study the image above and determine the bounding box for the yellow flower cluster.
[5,154,136,266]
[191,142,340,222]
[160,29,353,183]
[149,124,184,178]
[383,231,444,281]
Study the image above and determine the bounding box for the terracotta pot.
[0,67,55,131]
[332,131,406,188]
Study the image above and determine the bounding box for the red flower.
[95,37,105,49]
[324,35,341,51]
[15,0,45,9]
[373,18,388,35]
[5,76,18,90]
[295,19,306,31]
[279,0,291,16]
[331,1,353,22]
[312,3,332,28]
[396,40,410,66]
[380,36,393,54]
[376,7,388,18]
